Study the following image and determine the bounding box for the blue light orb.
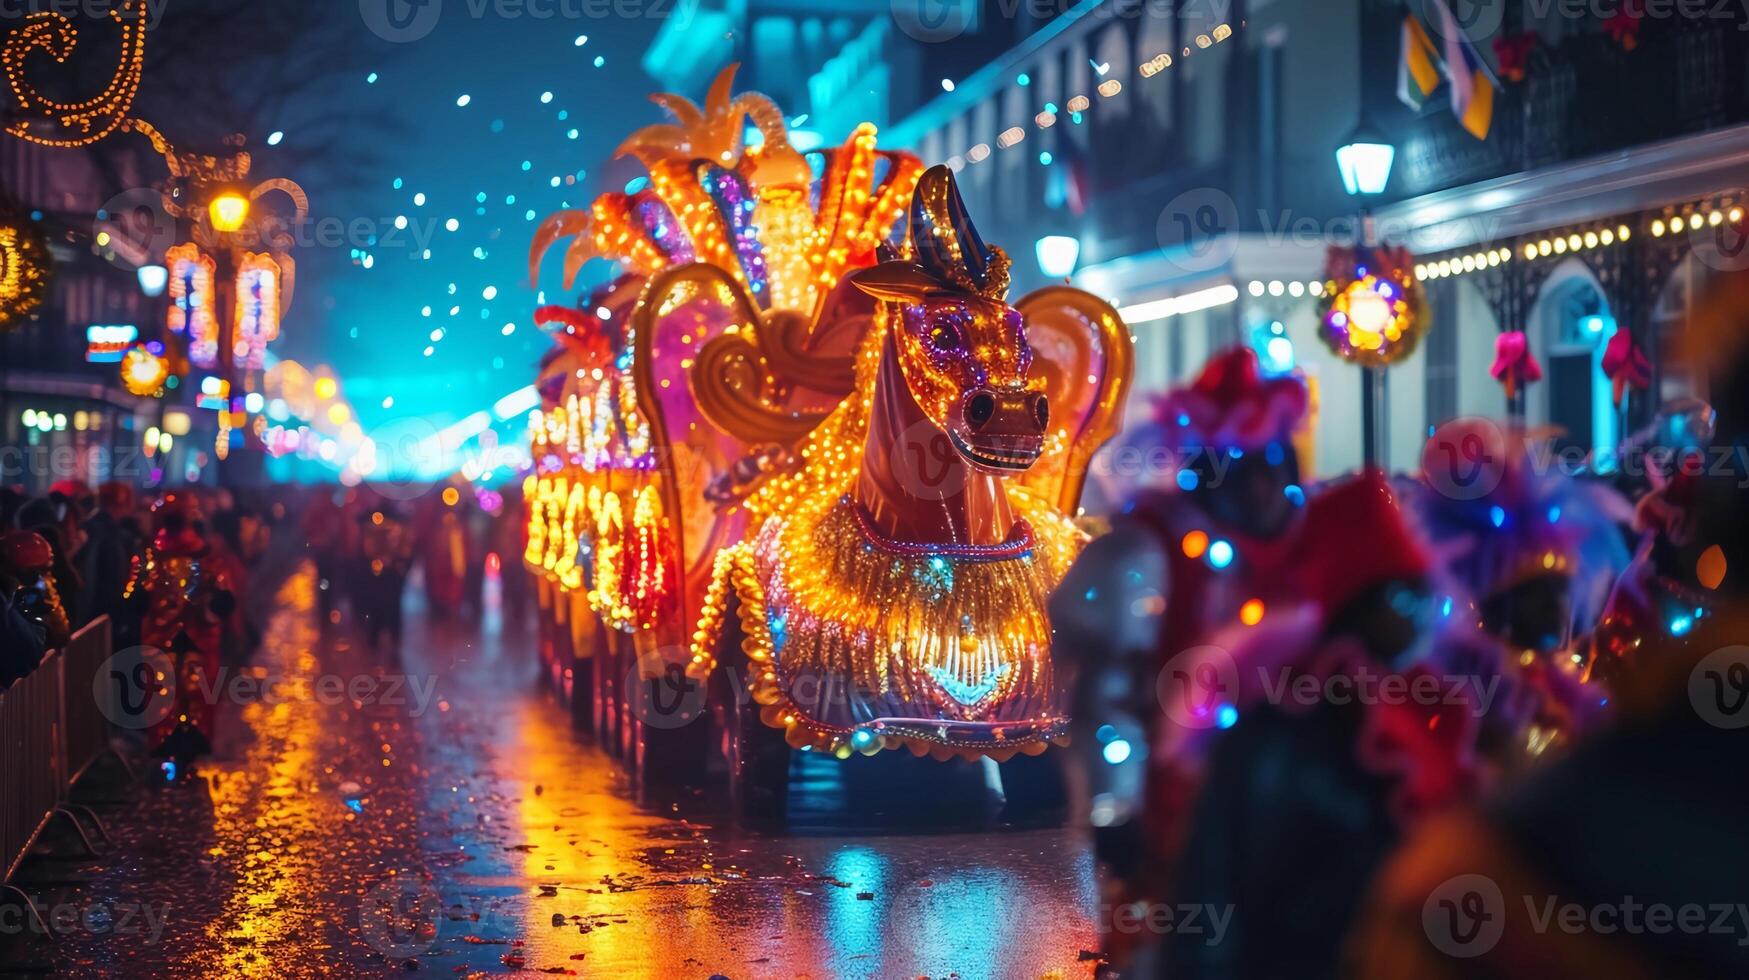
[1216,704,1239,729]
[1207,540,1235,569]
[1489,505,1507,528]
[1102,739,1132,765]
[1176,468,1200,492]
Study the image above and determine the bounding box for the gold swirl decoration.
[632,262,832,449]
[3,0,149,148]
[1014,286,1134,513]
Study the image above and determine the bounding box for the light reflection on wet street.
[13,561,1098,979]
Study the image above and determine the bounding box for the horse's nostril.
[966,392,997,430]
[1031,393,1050,432]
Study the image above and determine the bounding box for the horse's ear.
[848,261,936,303]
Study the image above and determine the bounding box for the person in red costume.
[125,492,235,772]
[1051,346,1312,973]
[416,484,473,621]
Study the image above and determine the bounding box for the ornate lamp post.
[1335,121,1397,467]
[156,144,307,463]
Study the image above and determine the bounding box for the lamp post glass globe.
[1035,235,1081,278]
[137,264,168,297]
[1336,138,1395,196]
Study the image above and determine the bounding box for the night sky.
[260,8,673,470]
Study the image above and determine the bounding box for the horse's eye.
[929,320,964,352]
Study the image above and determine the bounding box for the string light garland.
[944,21,1240,171]
[1412,195,1749,284]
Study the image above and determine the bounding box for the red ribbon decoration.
[1600,327,1651,405]
[1493,32,1539,84]
[1491,330,1542,401]
[1604,0,1645,50]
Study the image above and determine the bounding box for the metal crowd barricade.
[59,618,117,788]
[1,617,116,939]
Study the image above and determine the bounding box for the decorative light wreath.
[120,343,170,397]
[1316,244,1429,367]
[0,213,51,334]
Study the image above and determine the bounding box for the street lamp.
[137,263,168,297]
[1035,235,1081,279]
[1335,124,1395,197]
[208,191,251,233]
[1335,122,1396,467]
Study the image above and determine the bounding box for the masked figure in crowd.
[1399,420,1632,771]
[416,485,472,621]
[356,505,417,654]
[14,491,85,629]
[300,489,355,621]
[1585,401,1721,688]
[126,493,235,769]
[1349,270,1749,980]
[80,481,147,646]
[1,529,72,652]
[206,506,259,663]
[1051,346,1311,972]
[1149,472,1480,979]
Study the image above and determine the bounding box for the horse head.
[851,166,1049,475]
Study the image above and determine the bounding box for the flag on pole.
[1430,0,1500,139]
[1398,13,1441,110]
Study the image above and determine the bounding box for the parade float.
[525,66,1131,812]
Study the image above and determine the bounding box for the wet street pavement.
[2,561,1099,979]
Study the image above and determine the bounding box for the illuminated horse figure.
[529,66,1131,812]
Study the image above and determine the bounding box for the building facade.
[1,137,215,494]
[885,0,1749,478]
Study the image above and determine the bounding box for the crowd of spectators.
[0,480,271,692]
